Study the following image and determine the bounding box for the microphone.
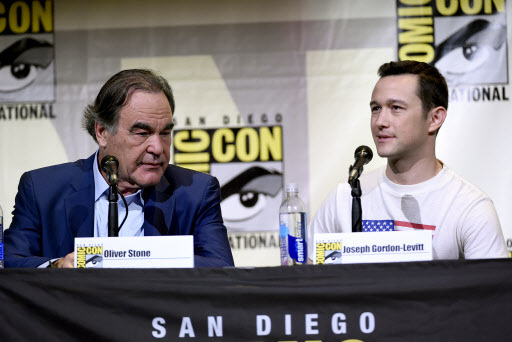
[348,146,373,186]
[100,155,119,185]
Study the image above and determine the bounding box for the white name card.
[74,236,194,268]
[314,231,432,264]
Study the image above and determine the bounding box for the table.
[1,259,511,341]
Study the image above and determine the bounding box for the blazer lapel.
[65,155,95,239]
[143,175,176,236]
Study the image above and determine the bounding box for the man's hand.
[52,252,75,268]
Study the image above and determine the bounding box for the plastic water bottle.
[279,183,307,265]
[0,204,3,268]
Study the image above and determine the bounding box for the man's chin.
[134,171,165,188]
[375,147,391,158]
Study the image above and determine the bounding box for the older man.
[5,69,234,268]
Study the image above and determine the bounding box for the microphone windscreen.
[100,155,119,173]
[354,145,373,163]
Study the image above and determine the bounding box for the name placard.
[74,236,194,268]
[314,231,432,264]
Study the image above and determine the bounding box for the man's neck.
[386,156,442,185]
[118,184,140,197]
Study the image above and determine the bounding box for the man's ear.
[428,106,447,134]
[95,122,109,148]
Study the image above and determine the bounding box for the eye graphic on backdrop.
[434,19,506,85]
[0,38,54,92]
[220,166,282,222]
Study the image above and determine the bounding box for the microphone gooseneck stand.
[107,183,129,237]
[108,182,119,237]
[350,177,363,232]
[348,145,373,233]
[101,155,128,237]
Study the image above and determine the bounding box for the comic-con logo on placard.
[316,242,342,265]
[173,125,283,234]
[396,0,508,101]
[76,245,104,268]
[0,0,55,103]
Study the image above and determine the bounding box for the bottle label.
[279,212,307,264]
[288,235,306,263]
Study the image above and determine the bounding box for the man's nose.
[374,110,390,128]
[147,135,164,156]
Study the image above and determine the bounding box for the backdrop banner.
[1,1,511,267]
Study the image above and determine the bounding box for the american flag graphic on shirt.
[362,220,394,232]
[363,220,436,236]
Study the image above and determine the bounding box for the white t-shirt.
[308,165,509,260]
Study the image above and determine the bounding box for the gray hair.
[82,69,175,143]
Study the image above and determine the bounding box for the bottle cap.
[285,183,299,193]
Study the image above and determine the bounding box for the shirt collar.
[93,150,110,202]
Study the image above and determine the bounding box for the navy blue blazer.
[4,154,234,268]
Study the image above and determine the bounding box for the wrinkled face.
[370,74,431,162]
[96,90,173,195]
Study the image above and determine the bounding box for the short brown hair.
[377,60,448,117]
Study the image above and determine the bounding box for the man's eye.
[161,131,171,136]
